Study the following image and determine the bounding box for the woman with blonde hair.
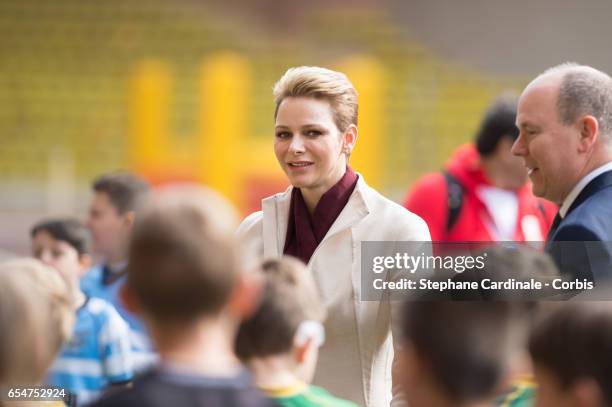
[239,66,431,406]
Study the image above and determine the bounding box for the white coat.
[238,176,431,406]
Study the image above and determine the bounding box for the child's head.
[450,245,560,300]
[529,302,612,407]
[0,258,74,385]
[235,257,326,383]
[400,301,523,406]
[124,184,247,330]
[31,218,91,284]
[86,171,150,261]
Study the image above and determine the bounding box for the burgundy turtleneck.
[283,167,359,264]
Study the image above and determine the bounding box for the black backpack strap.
[442,170,464,233]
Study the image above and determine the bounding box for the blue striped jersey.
[47,297,134,406]
[80,264,157,371]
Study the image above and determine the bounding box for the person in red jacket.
[404,95,556,242]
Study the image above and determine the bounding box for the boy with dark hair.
[81,171,153,369]
[31,218,133,406]
[400,300,525,407]
[529,302,612,407]
[236,257,356,407]
[90,185,276,407]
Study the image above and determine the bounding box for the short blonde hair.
[0,258,74,385]
[273,66,359,132]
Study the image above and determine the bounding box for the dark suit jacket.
[546,169,612,281]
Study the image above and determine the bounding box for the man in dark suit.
[512,63,612,282]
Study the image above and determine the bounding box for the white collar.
[559,161,612,218]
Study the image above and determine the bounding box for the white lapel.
[316,176,370,248]
[261,187,292,257]
[260,177,372,258]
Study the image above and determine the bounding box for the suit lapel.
[318,181,370,246]
[548,170,612,244]
[566,170,612,217]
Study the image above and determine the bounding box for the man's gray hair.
[543,63,612,139]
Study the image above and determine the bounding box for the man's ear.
[119,282,141,316]
[578,115,599,153]
[226,272,262,320]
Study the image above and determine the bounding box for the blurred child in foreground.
[236,257,357,407]
[529,301,612,407]
[0,258,74,407]
[90,185,276,407]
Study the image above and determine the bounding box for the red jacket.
[403,144,557,242]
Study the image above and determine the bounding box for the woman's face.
[274,96,355,197]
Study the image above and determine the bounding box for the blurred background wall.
[0,0,609,254]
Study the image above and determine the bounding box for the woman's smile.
[274,96,348,200]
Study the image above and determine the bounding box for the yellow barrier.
[130,60,173,173]
[198,53,251,209]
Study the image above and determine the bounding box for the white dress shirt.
[559,161,612,219]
